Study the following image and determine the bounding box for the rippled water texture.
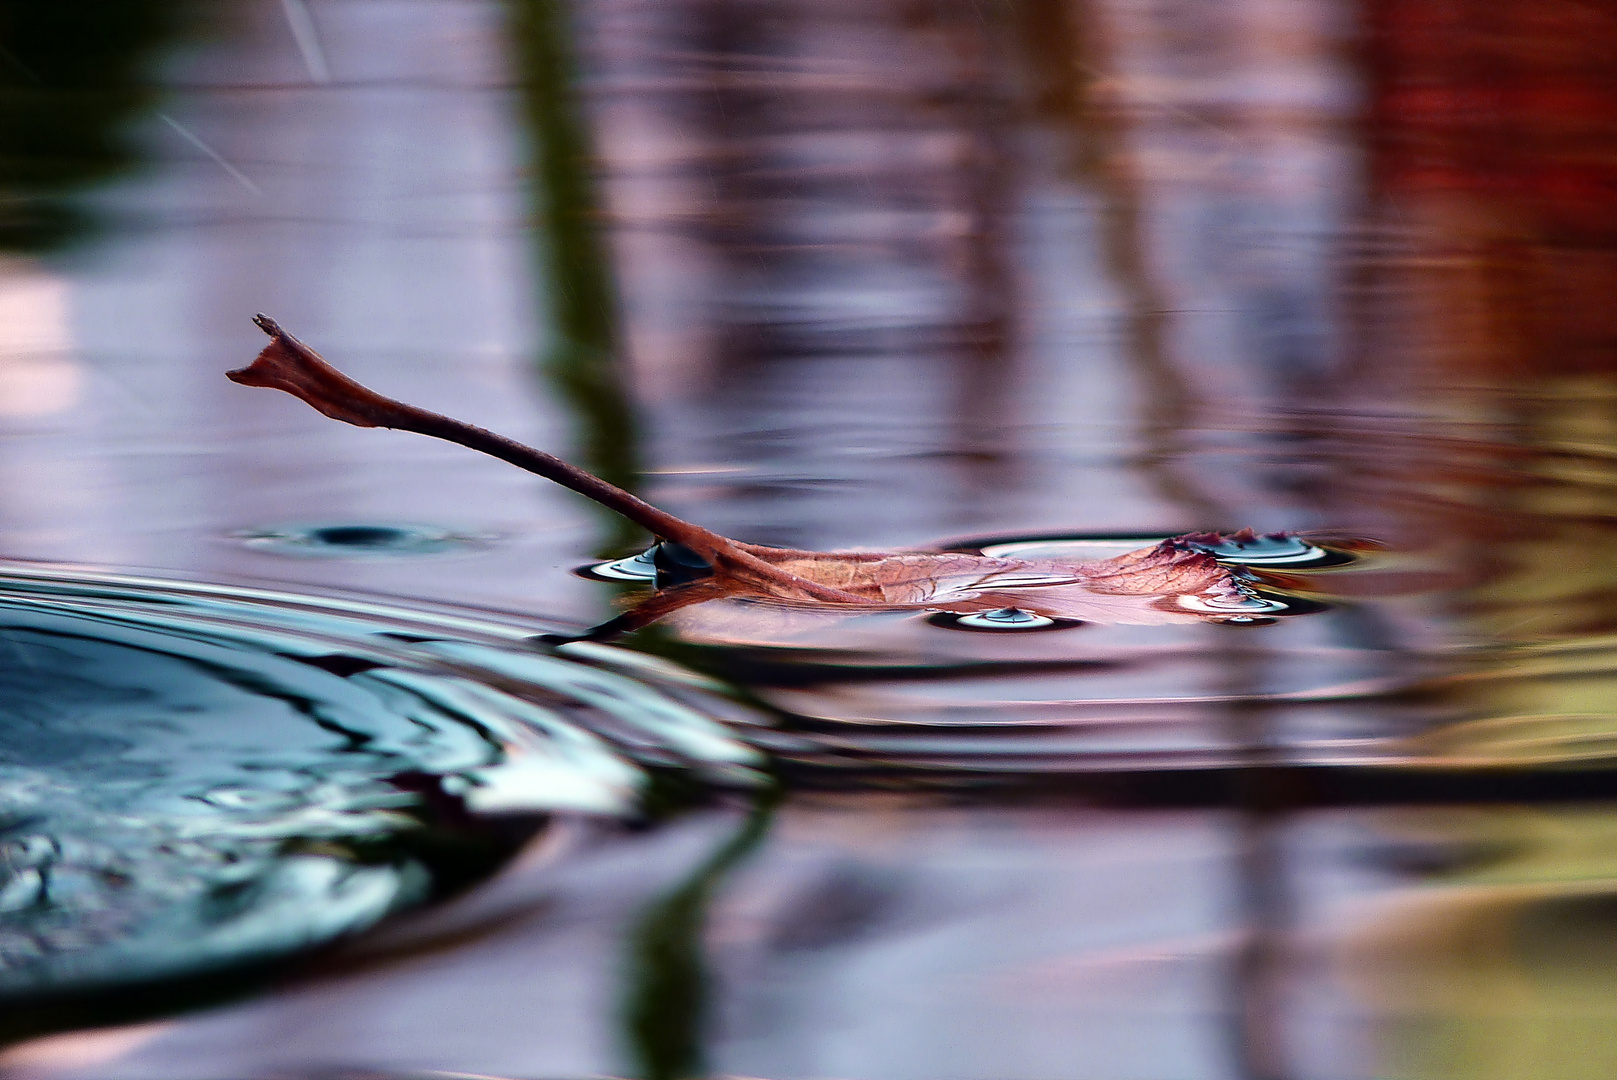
[0,564,765,1038]
[5,1,1617,1078]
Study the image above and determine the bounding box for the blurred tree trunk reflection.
[508,0,644,553]
[573,0,1026,546]
[1017,0,1226,526]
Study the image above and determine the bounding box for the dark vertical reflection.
[1026,14,1301,1076]
[687,0,1024,522]
[0,0,183,249]
[623,795,775,1080]
[945,3,1021,495]
[1017,0,1218,523]
[1219,643,1296,1080]
[575,0,1027,547]
[1027,8,1363,1076]
[508,0,643,553]
[691,2,1019,368]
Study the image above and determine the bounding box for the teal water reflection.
[0,562,772,1042]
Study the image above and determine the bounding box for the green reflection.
[0,0,181,250]
[622,793,776,1080]
[1403,377,1617,769]
[1354,807,1617,1080]
[506,0,644,554]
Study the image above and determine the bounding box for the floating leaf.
[229,318,1301,635]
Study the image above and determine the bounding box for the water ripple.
[0,561,767,1007]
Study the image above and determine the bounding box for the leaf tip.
[225,316,385,428]
[224,356,273,389]
[228,314,295,387]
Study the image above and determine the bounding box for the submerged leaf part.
[746,537,1263,626]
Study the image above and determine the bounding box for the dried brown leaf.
[230,317,1267,636]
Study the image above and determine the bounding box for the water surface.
[4,1,1617,1079]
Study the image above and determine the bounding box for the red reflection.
[1370,0,1617,239]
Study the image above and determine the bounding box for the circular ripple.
[928,608,1082,633]
[0,562,765,1015]
[1179,532,1359,568]
[580,548,659,581]
[236,522,485,558]
[965,532,1363,570]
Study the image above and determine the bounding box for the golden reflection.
[1337,1,1617,1071]
[1341,0,1617,768]
[1346,807,1617,1080]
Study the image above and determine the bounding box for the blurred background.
[4,1,1617,1078]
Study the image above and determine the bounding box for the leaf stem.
[228,316,867,604]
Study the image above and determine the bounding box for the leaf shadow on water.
[621,790,778,1080]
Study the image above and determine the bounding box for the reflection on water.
[236,521,491,558]
[508,0,644,553]
[1333,806,1617,1080]
[0,561,769,1040]
[4,0,1617,1077]
[0,0,183,249]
